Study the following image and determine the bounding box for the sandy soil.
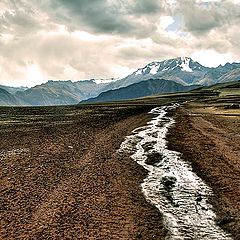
[168,103,240,239]
[0,105,166,240]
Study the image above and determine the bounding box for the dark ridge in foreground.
[81,78,200,103]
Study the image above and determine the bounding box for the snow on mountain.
[179,57,193,72]
[149,63,160,74]
[2,56,239,106]
[133,57,196,77]
[106,57,240,91]
[135,69,142,75]
[92,78,119,84]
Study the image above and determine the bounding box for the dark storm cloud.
[130,0,163,14]
[0,0,240,87]
[176,0,240,35]
[46,0,133,34]
[0,0,165,38]
[40,0,167,35]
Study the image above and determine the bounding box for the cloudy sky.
[0,0,240,87]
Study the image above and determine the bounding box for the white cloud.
[63,65,80,80]
[191,50,234,67]
[110,65,133,79]
[0,0,239,87]
[159,16,175,30]
[196,0,221,2]
[26,64,46,87]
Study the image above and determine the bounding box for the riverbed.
[119,104,232,240]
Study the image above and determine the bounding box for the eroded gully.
[118,104,232,240]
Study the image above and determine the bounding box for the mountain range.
[103,57,240,89]
[1,57,240,106]
[14,80,109,106]
[0,88,21,106]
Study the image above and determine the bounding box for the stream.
[119,104,232,240]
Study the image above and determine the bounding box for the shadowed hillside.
[82,79,199,103]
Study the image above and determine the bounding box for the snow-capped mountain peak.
[149,63,160,74]
[134,62,159,76]
[119,56,240,89]
[179,57,193,72]
[134,57,196,76]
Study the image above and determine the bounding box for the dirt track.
[168,103,240,239]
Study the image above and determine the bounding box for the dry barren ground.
[0,105,166,240]
[168,103,240,239]
[1,95,239,240]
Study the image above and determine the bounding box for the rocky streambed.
[119,104,232,240]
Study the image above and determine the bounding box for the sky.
[0,0,240,87]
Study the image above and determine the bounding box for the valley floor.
[168,103,240,239]
[0,104,166,239]
[0,98,239,239]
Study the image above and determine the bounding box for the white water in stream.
[119,104,232,240]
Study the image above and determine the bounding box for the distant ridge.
[14,80,109,106]
[1,57,240,106]
[0,88,21,106]
[0,85,28,94]
[81,79,200,103]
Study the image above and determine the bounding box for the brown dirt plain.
[0,103,169,240]
[0,94,239,239]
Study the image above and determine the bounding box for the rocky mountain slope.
[0,88,22,106]
[102,57,240,91]
[15,80,109,106]
[0,85,28,95]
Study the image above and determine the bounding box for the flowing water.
[119,104,232,240]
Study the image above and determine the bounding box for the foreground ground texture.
[0,94,239,239]
[168,100,240,239]
[0,103,169,239]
